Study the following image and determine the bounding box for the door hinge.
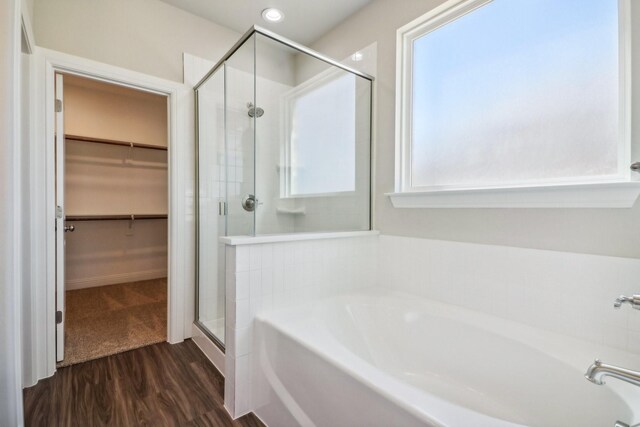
[55,99,63,113]
[56,205,63,219]
[218,201,227,216]
[56,310,63,324]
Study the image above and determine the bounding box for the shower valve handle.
[242,194,257,212]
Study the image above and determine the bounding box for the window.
[283,71,357,197]
[392,0,640,207]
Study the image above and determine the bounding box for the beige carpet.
[59,278,167,367]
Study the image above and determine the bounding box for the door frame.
[31,47,194,379]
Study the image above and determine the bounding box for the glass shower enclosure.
[194,26,373,347]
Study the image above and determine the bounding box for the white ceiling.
[157,0,372,45]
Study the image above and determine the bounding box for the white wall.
[64,218,168,290]
[23,0,33,24]
[1,0,25,424]
[33,0,241,83]
[63,76,168,289]
[63,75,168,146]
[309,0,640,259]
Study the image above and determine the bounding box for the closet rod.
[65,134,168,151]
[66,214,168,221]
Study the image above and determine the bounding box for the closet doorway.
[55,73,169,366]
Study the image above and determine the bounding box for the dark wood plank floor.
[23,340,264,427]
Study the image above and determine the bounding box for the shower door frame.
[194,25,374,92]
[193,25,375,352]
[193,62,230,350]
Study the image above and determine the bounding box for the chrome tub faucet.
[585,359,640,388]
[614,294,640,310]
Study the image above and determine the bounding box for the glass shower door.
[196,64,227,345]
[195,34,256,347]
[225,34,256,237]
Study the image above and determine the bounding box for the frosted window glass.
[290,72,356,196]
[411,0,620,189]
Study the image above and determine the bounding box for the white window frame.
[389,0,640,208]
[280,67,358,199]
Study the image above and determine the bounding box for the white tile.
[226,297,236,329]
[250,269,262,297]
[262,244,273,267]
[225,246,236,273]
[628,311,640,332]
[272,244,285,268]
[627,330,640,354]
[600,305,628,329]
[236,299,251,328]
[603,325,627,350]
[236,355,251,388]
[236,246,250,272]
[224,382,235,416]
[235,325,252,356]
[376,235,640,353]
[262,268,274,295]
[228,165,236,183]
[234,271,250,301]
[226,355,236,384]
[261,293,274,313]
[250,295,263,317]
[235,384,251,416]
[284,263,295,291]
[273,264,285,294]
[250,245,262,271]
[283,242,295,265]
[226,324,236,356]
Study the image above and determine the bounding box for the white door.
[55,73,65,362]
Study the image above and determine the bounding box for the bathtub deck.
[23,340,264,427]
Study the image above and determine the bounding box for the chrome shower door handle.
[242,194,256,212]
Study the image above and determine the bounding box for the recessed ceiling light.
[351,52,363,62]
[262,8,285,23]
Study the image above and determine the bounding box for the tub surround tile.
[249,246,262,271]
[236,246,250,272]
[379,235,640,355]
[627,330,640,354]
[223,234,378,418]
[233,271,250,301]
[223,232,640,419]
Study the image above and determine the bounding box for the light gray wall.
[22,0,34,24]
[310,0,640,259]
[33,0,241,82]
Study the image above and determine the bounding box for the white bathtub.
[252,289,640,427]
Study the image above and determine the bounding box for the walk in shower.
[194,27,373,346]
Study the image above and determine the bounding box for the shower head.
[247,102,264,118]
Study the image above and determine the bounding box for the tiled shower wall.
[223,233,378,417]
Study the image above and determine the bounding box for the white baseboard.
[65,268,167,290]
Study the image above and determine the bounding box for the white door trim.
[31,47,193,380]
[54,73,65,362]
